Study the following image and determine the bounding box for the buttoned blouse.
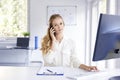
[43,37,81,68]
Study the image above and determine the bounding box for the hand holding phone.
[49,27,56,41]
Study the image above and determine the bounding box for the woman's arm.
[43,41,59,66]
[70,40,98,71]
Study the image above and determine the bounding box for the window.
[98,0,107,14]
[109,0,116,14]
[0,0,28,37]
[89,0,117,69]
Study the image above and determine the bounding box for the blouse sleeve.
[70,40,81,68]
[43,41,59,66]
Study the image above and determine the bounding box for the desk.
[0,66,120,80]
[0,66,68,80]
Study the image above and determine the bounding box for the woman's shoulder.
[63,37,75,44]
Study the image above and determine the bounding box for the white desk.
[0,66,120,80]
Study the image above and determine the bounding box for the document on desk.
[36,67,64,76]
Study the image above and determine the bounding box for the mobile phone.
[52,27,56,35]
[49,27,56,35]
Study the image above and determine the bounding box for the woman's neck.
[55,34,63,43]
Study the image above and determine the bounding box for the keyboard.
[66,70,107,80]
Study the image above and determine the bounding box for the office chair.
[29,49,43,67]
[109,76,120,80]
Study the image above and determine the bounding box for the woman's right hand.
[49,27,56,42]
[49,27,58,51]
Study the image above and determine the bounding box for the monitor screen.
[92,13,120,61]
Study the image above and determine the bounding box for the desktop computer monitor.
[93,13,120,61]
[92,13,120,80]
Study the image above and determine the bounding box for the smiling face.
[52,17,64,35]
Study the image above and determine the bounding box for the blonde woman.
[41,14,98,71]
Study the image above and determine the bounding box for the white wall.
[29,0,87,63]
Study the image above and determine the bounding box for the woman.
[41,14,98,71]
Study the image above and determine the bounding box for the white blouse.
[43,37,81,68]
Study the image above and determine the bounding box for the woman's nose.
[58,25,62,28]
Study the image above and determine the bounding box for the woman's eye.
[54,24,57,26]
[53,24,57,27]
[60,23,63,25]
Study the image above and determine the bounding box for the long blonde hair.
[41,14,64,55]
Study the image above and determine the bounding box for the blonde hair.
[41,14,64,55]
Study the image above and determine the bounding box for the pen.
[46,69,53,73]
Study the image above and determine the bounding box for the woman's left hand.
[87,66,98,71]
[80,64,98,71]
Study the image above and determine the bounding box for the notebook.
[36,67,64,76]
[14,37,29,49]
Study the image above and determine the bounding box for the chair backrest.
[109,76,120,80]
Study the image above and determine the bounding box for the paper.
[36,67,64,76]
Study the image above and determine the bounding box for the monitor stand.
[109,76,120,80]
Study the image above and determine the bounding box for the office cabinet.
[0,49,29,66]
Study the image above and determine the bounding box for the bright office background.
[0,0,120,68]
